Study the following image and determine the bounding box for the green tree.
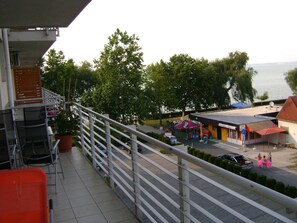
[144,61,173,125]
[75,61,98,101]
[42,49,78,101]
[165,54,198,117]
[284,68,297,94]
[256,91,269,104]
[211,51,257,108]
[42,49,98,102]
[92,29,144,124]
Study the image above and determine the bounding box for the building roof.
[246,120,285,135]
[276,96,297,123]
[190,105,281,126]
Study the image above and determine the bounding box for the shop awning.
[246,120,285,136]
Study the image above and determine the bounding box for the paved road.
[178,137,297,187]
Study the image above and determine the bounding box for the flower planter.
[55,134,73,153]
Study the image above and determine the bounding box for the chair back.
[0,128,11,169]
[0,110,14,169]
[23,106,47,125]
[16,121,53,165]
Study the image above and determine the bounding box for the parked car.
[165,135,177,145]
[217,152,253,169]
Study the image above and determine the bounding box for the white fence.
[73,103,297,223]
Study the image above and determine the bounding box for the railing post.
[104,114,115,189]
[178,156,190,223]
[77,107,86,156]
[129,125,142,220]
[88,112,96,168]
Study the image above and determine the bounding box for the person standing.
[268,152,272,162]
[257,153,262,167]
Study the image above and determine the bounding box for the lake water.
[247,62,296,102]
[170,62,296,111]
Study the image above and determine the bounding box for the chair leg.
[57,150,65,179]
[49,199,53,223]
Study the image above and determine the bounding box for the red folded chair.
[0,168,53,223]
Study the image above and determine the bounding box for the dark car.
[217,152,253,169]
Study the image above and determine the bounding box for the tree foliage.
[285,68,297,95]
[91,29,144,123]
[42,49,97,102]
[256,91,269,101]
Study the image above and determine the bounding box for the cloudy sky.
[50,0,297,65]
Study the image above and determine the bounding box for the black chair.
[0,109,16,169]
[16,120,64,192]
[0,127,16,169]
[23,106,47,125]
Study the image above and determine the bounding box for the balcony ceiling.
[0,0,91,28]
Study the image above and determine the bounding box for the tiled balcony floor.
[47,147,139,223]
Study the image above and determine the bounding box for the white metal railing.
[13,88,64,108]
[73,103,297,223]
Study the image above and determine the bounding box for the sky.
[50,0,297,66]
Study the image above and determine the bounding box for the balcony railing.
[14,88,64,108]
[72,103,297,223]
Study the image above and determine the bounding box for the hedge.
[186,147,297,198]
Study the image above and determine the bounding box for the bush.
[265,178,276,190]
[248,172,257,182]
[226,162,235,172]
[208,155,216,164]
[275,181,285,194]
[198,151,205,159]
[233,165,242,175]
[214,157,222,166]
[256,175,267,186]
[220,160,228,169]
[193,149,200,157]
[203,154,211,161]
[240,169,250,178]
[147,132,160,139]
[188,147,195,154]
[284,185,297,198]
[160,149,170,154]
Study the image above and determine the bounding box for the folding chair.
[15,120,64,192]
[0,168,53,223]
[0,128,16,169]
[23,106,47,125]
[0,110,16,169]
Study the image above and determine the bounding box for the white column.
[2,29,14,108]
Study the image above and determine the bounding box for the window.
[228,129,238,139]
[249,132,261,140]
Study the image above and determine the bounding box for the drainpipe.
[2,28,14,108]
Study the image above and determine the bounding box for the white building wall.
[278,120,297,148]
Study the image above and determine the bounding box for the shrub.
[193,149,200,157]
[220,160,228,169]
[240,169,250,178]
[233,165,242,175]
[160,149,170,154]
[275,181,285,194]
[284,185,297,198]
[198,151,205,159]
[147,132,160,139]
[188,147,195,154]
[256,175,267,186]
[248,172,257,182]
[214,157,222,166]
[203,154,211,161]
[208,155,216,164]
[226,162,234,172]
[163,137,170,145]
[265,178,276,189]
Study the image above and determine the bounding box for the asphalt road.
[178,137,297,187]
